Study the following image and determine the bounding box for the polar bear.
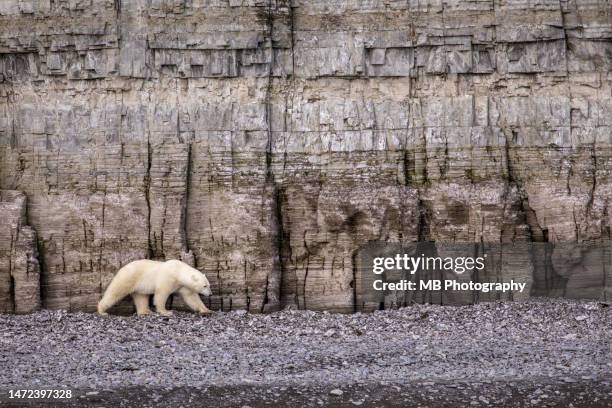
[98,259,212,316]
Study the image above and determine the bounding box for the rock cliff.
[0,0,610,313]
[0,190,40,313]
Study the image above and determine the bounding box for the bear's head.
[189,271,212,297]
[167,260,212,296]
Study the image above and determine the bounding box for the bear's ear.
[191,274,198,282]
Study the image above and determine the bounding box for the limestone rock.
[0,1,610,312]
[0,190,40,313]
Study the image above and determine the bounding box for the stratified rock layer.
[0,190,40,313]
[0,1,610,312]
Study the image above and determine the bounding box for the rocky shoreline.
[0,299,610,406]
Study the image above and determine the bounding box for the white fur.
[97,259,212,316]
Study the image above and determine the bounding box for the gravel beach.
[0,299,610,407]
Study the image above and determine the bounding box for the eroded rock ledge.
[0,1,611,312]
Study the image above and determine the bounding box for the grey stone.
[0,1,610,313]
[0,190,40,314]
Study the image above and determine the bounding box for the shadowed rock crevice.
[145,140,154,259]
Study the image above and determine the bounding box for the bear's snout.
[200,287,212,297]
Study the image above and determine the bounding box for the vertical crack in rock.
[566,159,573,196]
[144,140,153,259]
[560,0,570,77]
[302,258,309,310]
[216,264,224,312]
[264,0,275,178]
[402,149,412,186]
[244,260,250,311]
[440,136,449,180]
[274,185,293,309]
[8,230,15,313]
[9,97,17,150]
[98,191,106,292]
[261,0,282,312]
[416,130,431,243]
[417,199,431,242]
[180,143,192,255]
[351,249,359,312]
[289,0,296,75]
[505,132,547,243]
[8,274,15,313]
[36,238,47,308]
[114,0,121,18]
[504,131,518,185]
[420,129,429,186]
[524,203,548,243]
[587,143,598,215]
[260,275,269,313]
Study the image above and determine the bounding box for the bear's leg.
[132,293,151,315]
[154,288,174,317]
[97,302,109,316]
[98,289,129,315]
[178,288,211,315]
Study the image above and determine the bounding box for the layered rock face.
[0,190,40,313]
[0,1,610,313]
